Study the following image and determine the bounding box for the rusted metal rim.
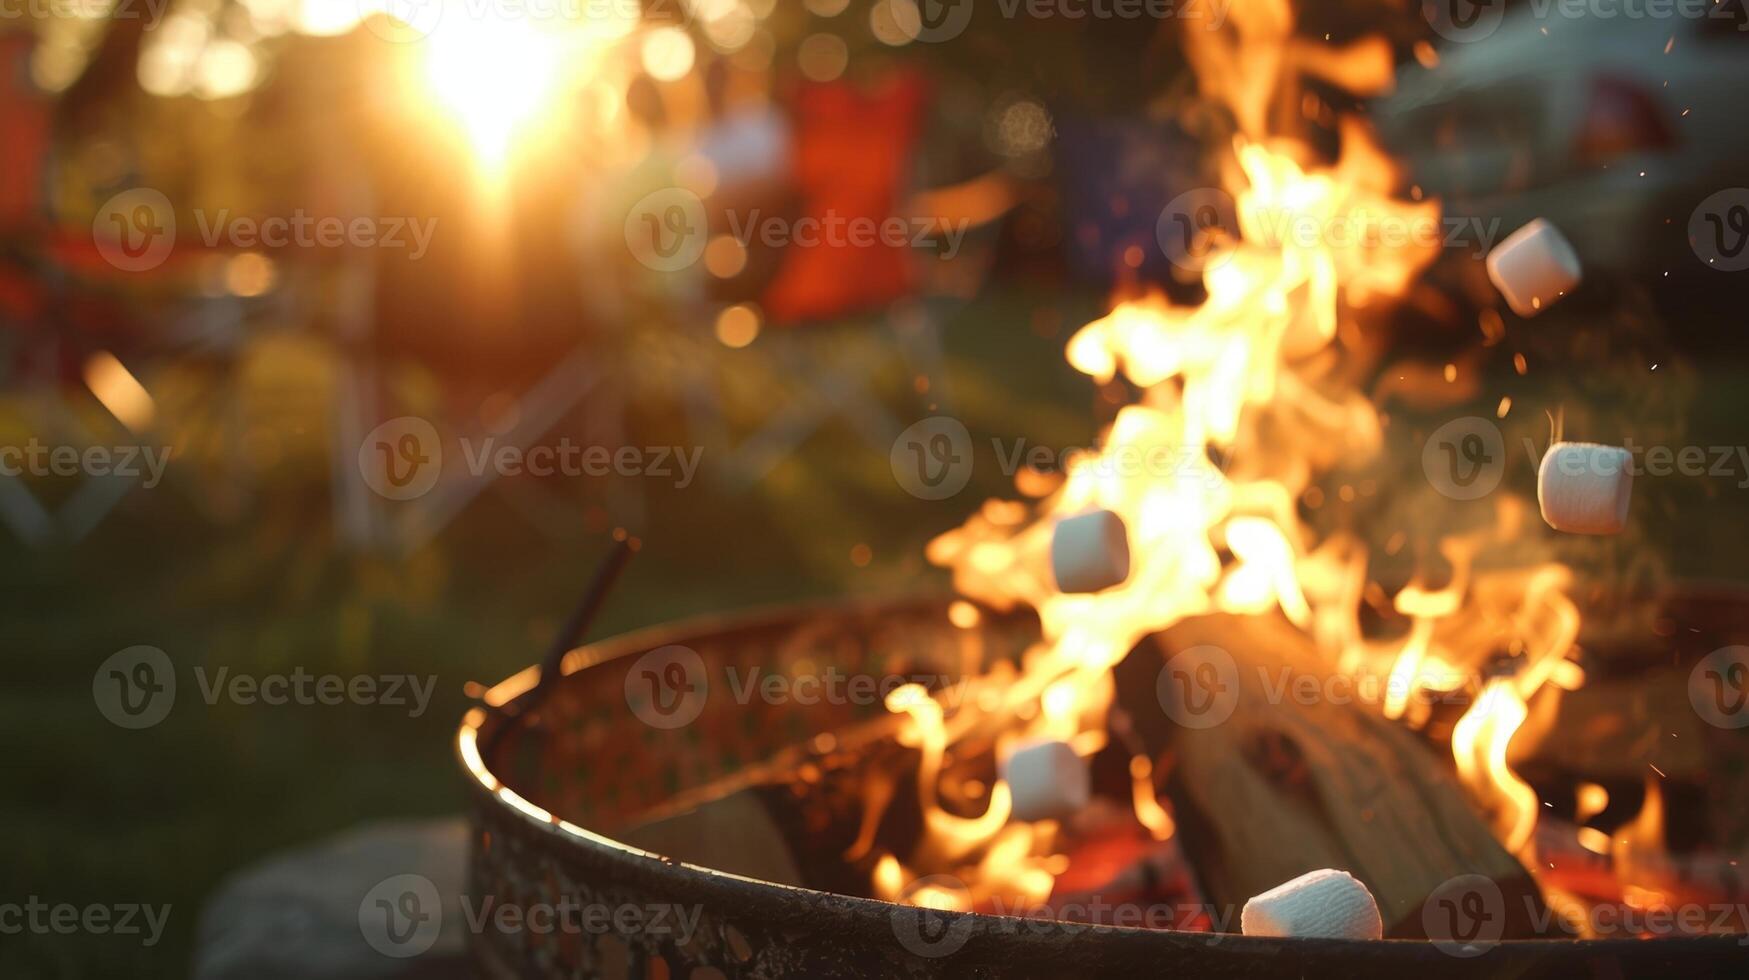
[457,596,1748,978]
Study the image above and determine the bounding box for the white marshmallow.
[1241,868,1383,940]
[1000,738,1090,823]
[1538,441,1632,535]
[1485,219,1582,317]
[1051,510,1131,594]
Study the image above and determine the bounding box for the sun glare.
[422,17,567,169]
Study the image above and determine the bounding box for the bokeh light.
[797,33,848,82]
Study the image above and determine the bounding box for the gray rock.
[193,818,476,980]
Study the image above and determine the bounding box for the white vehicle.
[1377,4,1749,273]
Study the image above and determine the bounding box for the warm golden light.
[870,0,921,45]
[704,235,748,279]
[797,32,848,82]
[84,352,155,433]
[196,39,259,99]
[423,17,567,169]
[294,0,360,35]
[640,26,695,81]
[225,253,277,297]
[1129,754,1175,841]
[407,0,638,172]
[714,304,761,348]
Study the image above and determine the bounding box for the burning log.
[1509,671,1707,784]
[1113,611,1557,939]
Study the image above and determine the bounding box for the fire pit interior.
[461,596,1749,978]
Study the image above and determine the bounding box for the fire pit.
[458,597,1746,978]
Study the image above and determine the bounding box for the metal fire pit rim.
[456,593,1745,965]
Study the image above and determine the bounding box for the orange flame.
[888,0,1582,910]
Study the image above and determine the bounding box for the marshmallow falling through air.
[1241,868,1383,940]
[1050,509,1131,594]
[1537,441,1632,535]
[999,738,1090,823]
[1486,218,1582,317]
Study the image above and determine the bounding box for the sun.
[421,15,567,170]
